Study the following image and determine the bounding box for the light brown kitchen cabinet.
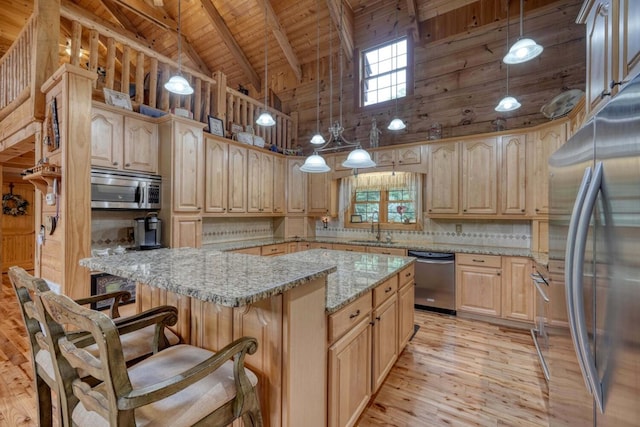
[91,107,123,169]
[501,257,534,322]
[332,243,367,253]
[461,138,498,215]
[455,254,502,317]
[232,246,261,255]
[366,246,407,256]
[123,116,158,173]
[287,158,307,213]
[171,120,204,213]
[204,137,228,213]
[427,142,459,214]
[171,215,202,248]
[619,0,640,83]
[227,144,248,214]
[371,293,398,392]
[397,270,415,352]
[547,260,569,328]
[307,242,333,250]
[374,145,422,166]
[500,134,527,215]
[531,123,566,216]
[261,243,287,256]
[308,170,336,216]
[247,150,274,213]
[273,156,286,214]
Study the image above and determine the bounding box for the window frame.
[355,34,414,112]
[346,186,422,231]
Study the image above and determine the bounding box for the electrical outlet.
[455,224,462,234]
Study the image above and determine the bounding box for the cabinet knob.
[125,163,131,167]
[385,286,393,293]
[463,209,467,212]
[113,161,118,166]
[349,309,361,319]
[375,316,381,321]
[496,271,501,276]
[521,209,525,212]
[223,208,226,211]
[229,208,232,211]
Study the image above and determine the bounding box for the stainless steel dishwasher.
[408,251,456,315]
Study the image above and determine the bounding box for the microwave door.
[91,182,139,209]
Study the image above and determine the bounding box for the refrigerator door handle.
[573,161,605,414]
[565,166,593,392]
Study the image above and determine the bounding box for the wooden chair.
[37,288,263,427]
[8,266,181,427]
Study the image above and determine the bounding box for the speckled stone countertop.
[203,237,532,257]
[80,247,336,307]
[278,249,416,313]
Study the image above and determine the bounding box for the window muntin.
[351,187,416,224]
[362,38,407,107]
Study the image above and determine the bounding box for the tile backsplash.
[91,210,140,248]
[315,216,531,249]
[202,217,274,245]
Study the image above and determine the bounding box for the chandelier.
[300,1,376,173]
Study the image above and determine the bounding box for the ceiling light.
[388,117,406,130]
[165,0,193,95]
[496,1,521,112]
[256,0,276,127]
[300,153,331,173]
[310,0,325,146]
[388,1,405,131]
[310,133,326,145]
[503,0,543,64]
[342,148,376,169]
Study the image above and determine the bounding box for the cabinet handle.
[463,209,467,212]
[521,209,525,212]
[385,286,393,293]
[113,161,118,166]
[472,259,485,263]
[229,208,232,211]
[349,309,361,319]
[375,316,381,321]
[610,80,624,89]
[496,271,501,276]
[600,90,611,100]
[535,208,540,212]
[223,208,226,211]
[405,272,411,277]
[125,163,131,167]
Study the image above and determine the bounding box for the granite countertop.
[278,249,416,313]
[80,247,336,307]
[203,237,532,258]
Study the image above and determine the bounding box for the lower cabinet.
[169,215,202,248]
[372,293,398,391]
[397,275,415,350]
[501,256,534,322]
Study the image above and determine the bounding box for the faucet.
[370,212,381,241]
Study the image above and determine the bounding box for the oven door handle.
[530,329,550,382]
[531,278,549,302]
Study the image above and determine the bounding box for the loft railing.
[0,14,35,121]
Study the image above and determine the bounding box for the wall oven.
[531,263,550,385]
[91,168,161,210]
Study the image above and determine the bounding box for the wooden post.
[135,51,145,105]
[212,70,227,124]
[31,0,60,119]
[149,58,158,108]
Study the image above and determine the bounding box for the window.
[361,38,407,107]
[341,172,420,229]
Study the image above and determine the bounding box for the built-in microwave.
[91,168,161,210]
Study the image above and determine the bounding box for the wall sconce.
[321,216,330,229]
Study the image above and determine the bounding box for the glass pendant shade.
[256,111,276,126]
[300,153,331,173]
[503,37,543,64]
[495,95,521,112]
[310,133,326,145]
[165,75,194,95]
[387,117,406,130]
[342,148,376,169]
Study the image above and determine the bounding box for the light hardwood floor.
[0,275,549,427]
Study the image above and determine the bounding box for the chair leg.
[35,375,54,427]
[241,392,263,427]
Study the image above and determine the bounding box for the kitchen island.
[80,248,415,427]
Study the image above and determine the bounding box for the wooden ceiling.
[0,0,586,145]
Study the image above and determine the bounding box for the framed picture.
[236,132,254,145]
[103,88,133,111]
[90,273,136,311]
[208,115,225,137]
[230,123,244,135]
[245,125,254,135]
[350,214,363,223]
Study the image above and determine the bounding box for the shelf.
[23,165,61,193]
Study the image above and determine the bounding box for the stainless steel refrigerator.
[548,74,640,426]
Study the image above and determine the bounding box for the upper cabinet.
[227,144,248,214]
[579,0,640,115]
[247,150,274,213]
[374,145,422,167]
[530,123,566,216]
[204,137,228,214]
[91,105,158,174]
[170,120,204,213]
[426,142,459,215]
[500,134,527,215]
[273,156,286,214]
[461,138,498,215]
[287,158,307,214]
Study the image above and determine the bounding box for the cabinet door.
[374,149,396,166]
[372,294,398,392]
[308,171,330,215]
[204,138,228,214]
[273,156,286,214]
[173,122,203,212]
[91,108,123,169]
[620,0,640,83]
[532,124,566,216]
[287,158,307,213]
[260,153,274,213]
[228,144,247,213]
[455,265,501,317]
[501,257,534,322]
[171,215,202,248]
[123,116,158,173]
[397,280,415,351]
[328,316,372,427]
[585,0,616,114]
[461,138,498,215]
[247,150,263,213]
[427,142,459,214]
[397,146,421,165]
[500,134,527,215]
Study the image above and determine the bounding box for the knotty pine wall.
[267,0,586,152]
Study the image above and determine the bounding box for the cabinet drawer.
[457,253,501,268]
[328,292,373,344]
[399,265,414,288]
[333,243,366,252]
[366,246,406,256]
[261,243,287,256]
[373,276,398,308]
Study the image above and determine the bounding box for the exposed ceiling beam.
[261,0,302,82]
[109,0,176,31]
[199,0,262,91]
[100,0,147,39]
[326,0,354,62]
[406,0,420,40]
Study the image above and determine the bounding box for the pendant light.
[496,1,521,112]
[256,0,276,127]
[503,0,543,64]
[388,1,406,131]
[164,0,194,95]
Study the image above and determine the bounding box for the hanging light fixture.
[256,0,276,127]
[164,0,193,95]
[388,1,406,131]
[503,0,543,64]
[496,1,521,112]
[302,1,376,173]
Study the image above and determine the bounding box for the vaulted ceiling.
[0,0,586,145]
